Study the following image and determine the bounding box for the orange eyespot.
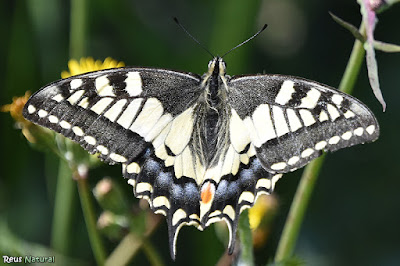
[200,181,215,204]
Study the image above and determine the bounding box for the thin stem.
[274,22,366,263]
[105,232,142,266]
[51,159,76,254]
[68,1,107,264]
[105,215,162,266]
[142,239,165,266]
[339,22,366,94]
[77,176,107,265]
[274,155,326,262]
[238,210,254,266]
[69,0,87,59]
[50,0,88,256]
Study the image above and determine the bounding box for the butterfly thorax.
[196,57,230,167]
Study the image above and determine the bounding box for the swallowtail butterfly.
[23,56,379,259]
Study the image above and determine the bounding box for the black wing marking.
[23,67,207,258]
[122,141,282,259]
[23,67,380,259]
[23,67,202,164]
[25,67,263,258]
[228,74,379,173]
[23,66,284,258]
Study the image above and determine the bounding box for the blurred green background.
[1,0,399,265]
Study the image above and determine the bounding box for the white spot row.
[48,115,59,123]
[59,119,127,162]
[97,145,109,155]
[38,109,48,118]
[27,105,36,114]
[270,125,376,170]
[28,104,130,164]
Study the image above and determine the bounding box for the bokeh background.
[1,0,399,265]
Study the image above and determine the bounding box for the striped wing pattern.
[23,67,379,259]
[228,75,379,173]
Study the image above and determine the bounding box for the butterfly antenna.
[173,17,214,58]
[221,24,268,58]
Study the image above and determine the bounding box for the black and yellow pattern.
[23,57,379,259]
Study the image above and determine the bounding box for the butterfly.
[23,56,379,259]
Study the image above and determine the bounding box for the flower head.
[1,92,38,143]
[248,194,278,248]
[61,57,125,78]
[2,91,31,125]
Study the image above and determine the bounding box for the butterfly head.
[203,57,229,96]
[207,57,226,76]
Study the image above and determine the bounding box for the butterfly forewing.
[228,74,379,173]
[24,68,202,160]
[23,58,379,259]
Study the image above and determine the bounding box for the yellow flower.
[249,195,277,230]
[3,57,124,145]
[1,91,31,125]
[248,194,278,248]
[61,57,125,78]
[1,91,40,143]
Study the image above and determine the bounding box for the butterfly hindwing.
[23,67,209,259]
[228,74,379,173]
[23,57,380,259]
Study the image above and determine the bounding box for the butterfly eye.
[208,60,213,69]
[220,60,226,69]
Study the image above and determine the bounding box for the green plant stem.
[77,176,106,265]
[274,22,366,263]
[238,210,254,266]
[68,1,107,264]
[51,159,76,254]
[274,155,326,263]
[69,0,87,59]
[142,239,164,266]
[50,0,88,257]
[105,216,161,266]
[339,22,366,94]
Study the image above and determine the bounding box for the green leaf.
[373,40,400,52]
[364,41,387,111]
[238,210,254,266]
[329,12,365,42]
[330,12,400,53]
